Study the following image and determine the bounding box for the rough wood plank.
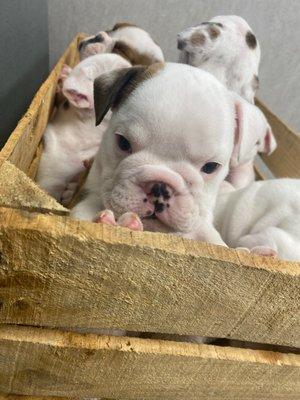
[0,34,84,175]
[0,325,299,400]
[0,395,68,400]
[0,207,299,347]
[256,99,300,178]
[0,162,67,215]
[27,142,44,181]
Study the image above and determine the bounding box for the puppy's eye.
[116,134,132,153]
[201,162,220,174]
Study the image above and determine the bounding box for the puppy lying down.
[71,62,239,246]
[215,179,300,261]
[78,22,164,65]
[36,53,130,203]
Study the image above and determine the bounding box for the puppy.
[228,96,277,188]
[71,62,247,246]
[178,15,260,103]
[79,22,164,65]
[215,179,300,261]
[36,53,131,203]
[78,31,115,60]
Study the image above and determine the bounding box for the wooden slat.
[27,142,44,181]
[0,395,68,400]
[256,99,300,179]
[0,207,299,347]
[0,34,84,176]
[0,161,67,215]
[0,325,299,400]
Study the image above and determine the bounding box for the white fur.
[71,63,238,246]
[36,53,130,202]
[178,15,260,103]
[109,25,164,63]
[215,179,300,261]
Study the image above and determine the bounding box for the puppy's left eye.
[116,134,132,153]
[201,162,220,174]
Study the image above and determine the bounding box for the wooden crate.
[0,34,299,400]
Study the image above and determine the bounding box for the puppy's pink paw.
[251,246,277,257]
[117,212,143,231]
[235,247,251,253]
[94,210,116,225]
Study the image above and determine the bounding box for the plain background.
[0,0,49,147]
[1,0,299,148]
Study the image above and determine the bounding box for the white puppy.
[79,22,164,65]
[228,96,277,188]
[71,62,250,245]
[178,15,260,103]
[36,53,130,203]
[215,179,300,261]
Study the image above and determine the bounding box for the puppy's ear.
[57,64,72,93]
[232,98,277,166]
[94,66,147,125]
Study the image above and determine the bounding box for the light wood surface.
[0,161,67,215]
[0,325,299,400]
[0,206,299,348]
[256,99,300,179]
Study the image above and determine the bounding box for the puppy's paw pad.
[251,246,277,257]
[94,210,116,225]
[117,212,143,231]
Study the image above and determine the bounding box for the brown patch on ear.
[252,74,259,91]
[246,31,257,49]
[112,40,155,66]
[208,25,221,39]
[94,63,164,125]
[190,32,206,45]
[110,22,138,31]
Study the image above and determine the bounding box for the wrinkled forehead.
[115,64,235,158]
[210,15,252,34]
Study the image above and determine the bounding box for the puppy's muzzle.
[177,37,187,50]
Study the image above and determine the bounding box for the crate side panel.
[0,325,299,400]
[256,99,300,179]
[0,161,67,214]
[0,207,299,348]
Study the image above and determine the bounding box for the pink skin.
[95,210,143,231]
[250,246,278,257]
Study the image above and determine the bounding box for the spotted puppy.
[178,15,260,103]
[70,62,261,245]
[79,22,164,65]
[215,179,300,261]
[36,53,130,204]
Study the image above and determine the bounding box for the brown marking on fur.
[94,63,165,125]
[208,25,221,39]
[190,32,206,46]
[246,31,257,49]
[252,74,259,91]
[63,100,69,110]
[110,22,138,31]
[112,40,155,66]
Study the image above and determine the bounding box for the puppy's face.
[78,31,115,60]
[178,15,260,69]
[94,63,235,233]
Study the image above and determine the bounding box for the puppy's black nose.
[177,38,186,50]
[150,182,171,200]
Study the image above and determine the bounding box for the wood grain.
[0,207,299,347]
[0,161,67,215]
[0,34,84,176]
[0,325,299,400]
[256,99,300,179]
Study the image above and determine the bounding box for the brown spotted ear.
[93,66,147,126]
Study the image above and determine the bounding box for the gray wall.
[0,0,49,148]
[48,0,300,132]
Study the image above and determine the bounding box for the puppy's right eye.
[116,134,132,153]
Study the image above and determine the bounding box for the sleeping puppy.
[228,96,277,188]
[215,179,300,261]
[71,62,249,245]
[79,22,164,65]
[36,53,130,204]
[177,15,260,103]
